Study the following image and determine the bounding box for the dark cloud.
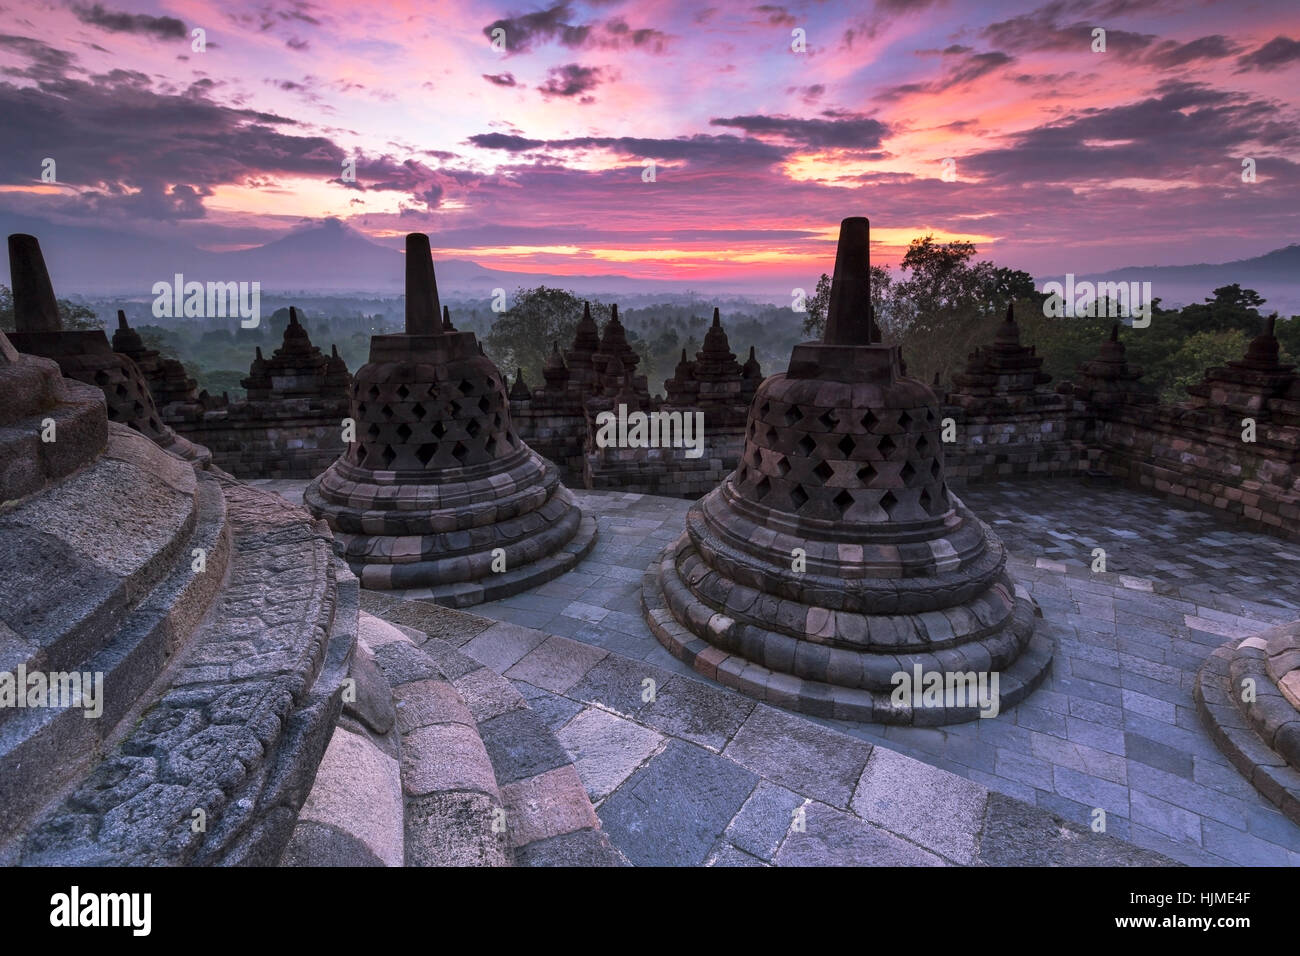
[983,5,1154,56]
[483,72,518,87]
[877,50,1014,100]
[709,112,889,149]
[538,63,604,100]
[788,83,825,104]
[468,133,545,151]
[0,34,80,81]
[469,131,789,167]
[1144,35,1240,69]
[962,80,1300,187]
[754,5,797,28]
[482,2,668,55]
[1236,36,1300,73]
[71,3,187,40]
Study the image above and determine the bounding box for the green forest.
[3,234,1297,406]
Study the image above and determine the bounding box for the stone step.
[360,593,1175,867]
[13,478,355,865]
[0,428,234,849]
[1194,635,1300,825]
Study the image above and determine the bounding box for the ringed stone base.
[642,531,1052,725]
[1195,620,1300,825]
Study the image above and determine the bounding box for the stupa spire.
[823,216,879,346]
[404,233,441,335]
[8,234,61,333]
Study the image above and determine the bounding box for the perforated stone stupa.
[5,234,211,467]
[304,233,596,605]
[642,217,1053,724]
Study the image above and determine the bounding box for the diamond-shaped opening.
[925,408,936,424]
[485,435,498,455]
[149,417,160,431]
[466,419,481,437]
[916,434,930,456]
[367,423,381,439]
[765,426,778,444]
[368,385,380,400]
[813,460,834,484]
[833,489,854,516]
[396,423,413,442]
[397,384,410,399]
[750,448,762,467]
[356,445,368,463]
[748,421,757,438]
[759,401,770,418]
[94,370,111,386]
[432,421,446,438]
[451,441,468,463]
[357,402,367,416]
[898,410,912,429]
[458,379,475,395]
[783,405,804,426]
[880,489,899,519]
[416,443,437,466]
[507,432,517,447]
[381,404,394,420]
[860,409,877,430]
[857,462,876,483]
[411,402,426,420]
[797,434,816,456]
[478,395,491,414]
[931,459,942,479]
[789,484,809,510]
[738,465,748,483]
[901,461,917,484]
[838,434,856,457]
[132,401,144,415]
[878,434,897,458]
[819,410,837,430]
[775,455,791,477]
[114,383,129,397]
[919,488,934,514]
[449,400,461,416]
[494,413,503,428]
[381,445,396,467]
[755,476,771,499]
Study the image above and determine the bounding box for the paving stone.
[977,793,1176,866]
[724,704,872,808]
[597,740,758,866]
[1129,789,1203,845]
[773,801,945,867]
[513,827,627,867]
[567,654,672,717]
[851,748,989,864]
[462,621,548,673]
[556,706,664,801]
[512,683,584,731]
[500,764,599,848]
[637,675,756,752]
[477,707,572,785]
[1124,733,1194,779]
[706,842,767,867]
[401,723,497,798]
[721,781,804,861]
[505,635,608,694]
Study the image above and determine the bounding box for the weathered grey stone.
[774,801,946,867]
[724,704,872,808]
[556,706,664,801]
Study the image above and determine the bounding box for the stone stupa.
[5,234,211,466]
[304,233,596,605]
[642,217,1053,724]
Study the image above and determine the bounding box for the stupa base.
[642,532,1054,725]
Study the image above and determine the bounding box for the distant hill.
[1047,244,1300,315]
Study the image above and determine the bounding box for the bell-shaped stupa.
[642,217,1053,724]
[304,233,595,605]
[5,234,210,466]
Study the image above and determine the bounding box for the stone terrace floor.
[252,476,1300,866]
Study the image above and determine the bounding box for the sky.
[0,0,1298,287]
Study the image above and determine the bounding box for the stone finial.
[117,309,129,330]
[510,367,531,401]
[712,307,721,328]
[823,216,880,347]
[742,346,760,377]
[289,306,301,327]
[442,305,455,332]
[996,302,1021,345]
[404,233,441,335]
[7,234,62,333]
